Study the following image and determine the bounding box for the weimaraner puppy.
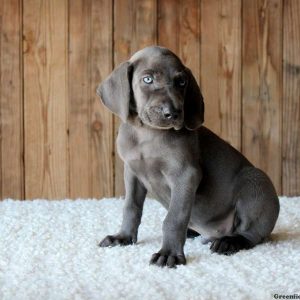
[97,46,279,268]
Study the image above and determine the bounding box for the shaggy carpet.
[0,197,299,300]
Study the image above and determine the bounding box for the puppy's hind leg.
[210,167,280,255]
[210,235,253,255]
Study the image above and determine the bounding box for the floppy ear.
[184,68,205,130]
[98,61,133,123]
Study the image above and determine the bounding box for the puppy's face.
[131,53,187,130]
[98,46,204,131]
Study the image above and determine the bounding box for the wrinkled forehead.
[130,47,185,76]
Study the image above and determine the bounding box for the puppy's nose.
[162,107,182,120]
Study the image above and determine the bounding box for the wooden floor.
[0,0,299,199]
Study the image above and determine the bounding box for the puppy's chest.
[119,133,166,174]
[117,128,173,193]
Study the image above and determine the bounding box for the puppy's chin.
[142,119,183,131]
[148,124,175,130]
[139,113,183,130]
[174,124,183,131]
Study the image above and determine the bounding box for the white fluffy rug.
[0,197,299,300]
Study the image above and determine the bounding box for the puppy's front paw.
[99,234,134,247]
[149,250,186,268]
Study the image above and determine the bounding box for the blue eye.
[143,76,153,84]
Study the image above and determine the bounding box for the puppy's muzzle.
[143,103,183,130]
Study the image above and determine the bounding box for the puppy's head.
[97,46,204,130]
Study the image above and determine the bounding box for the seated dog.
[97,46,279,268]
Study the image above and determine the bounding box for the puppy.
[97,46,279,268]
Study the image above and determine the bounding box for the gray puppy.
[97,46,279,268]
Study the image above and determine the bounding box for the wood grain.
[242,0,282,193]
[0,0,23,199]
[90,0,114,197]
[179,0,201,82]
[114,0,157,196]
[201,0,241,150]
[69,0,91,198]
[158,0,180,53]
[132,0,157,51]
[159,0,200,82]
[283,0,300,195]
[201,0,220,137]
[23,0,68,199]
[219,0,241,150]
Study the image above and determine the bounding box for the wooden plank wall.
[283,0,300,195]
[23,0,68,199]
[242,0,282,193]
[0,0,23,199]
[0,0,299,199]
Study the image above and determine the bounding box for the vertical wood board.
[242,0,282,193]
[0,0,24,199]
[23,0,68,199]
[90,0,114,197]
[69,0,91,198]
[283,0,300,195]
